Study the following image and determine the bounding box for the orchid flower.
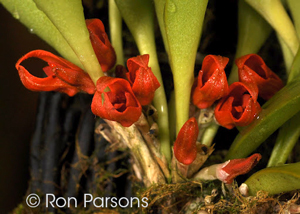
[236,54,284,100]
[173,117,199,165]
[194,153,261,184]
[86,19,116,72]
[214,82,261,129]
[16,50,95,96]
[15,19,116,97]
[192,55,229,109]
[91,76,142,127]
[126,54,160,106]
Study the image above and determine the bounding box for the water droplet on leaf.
[167,1,176,13]
[12,11,20,19]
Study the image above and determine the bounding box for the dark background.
[0,5,53,213]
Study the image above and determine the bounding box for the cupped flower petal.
[126,54,160,106]
[192,55,229,109]
[214,82,261,129]
[91,76,142,127]
[86,19,116,72]
[16,50,95,96]
[236,54,284,100]
[173,117,199,165]
[217,153,262,184]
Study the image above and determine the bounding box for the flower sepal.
[16,50,95,96]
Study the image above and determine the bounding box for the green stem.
[228,0,272,84]
[109,0,124,66]
[245,0,299,55]
[0,0,81,67]
[277,33,294,72]
[115,0,171,162]
[33,0,103,84]
[201,123,219,147]
[164,0,208,134]
[168,90,176,143]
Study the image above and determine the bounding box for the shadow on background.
[0,5,55,213]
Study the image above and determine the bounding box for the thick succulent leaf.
[245,162,300,195]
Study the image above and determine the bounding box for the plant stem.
[109,0,124,66]
[201,123,219,147]
[33,0,104,84]
[277,34,294,72]
[168,90,176,143]
[105,120,166,186]
[245,0,299,55]
[228,0,272,84]
[115,0,171,162]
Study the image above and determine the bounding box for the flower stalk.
[114,0,171,162]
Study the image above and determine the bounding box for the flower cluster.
[193,54,284,129]
[90,55,160,127]
[173,54,283,182]
[16,19,160,127]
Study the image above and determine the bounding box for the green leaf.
[267,112,300,167]
[164,0,208,133]
[245,162,300,195]
[153,0,169,54]
[267,40,300,167]
[288,47,300,83]
[0,0,81,67]
[33,0,103,84]
[225,80,300,160]
[245,0,299,55]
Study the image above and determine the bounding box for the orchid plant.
[3,0,300,212]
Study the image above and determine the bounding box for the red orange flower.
[16,50,95,96]
[173,117,199,165]
[91,76,142,127]
[192,55,229,109]
[214,82,261,129]
[126,54,160,106]
[86,19,116,72]
[236,54,284,100]
[217,153,262,184]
